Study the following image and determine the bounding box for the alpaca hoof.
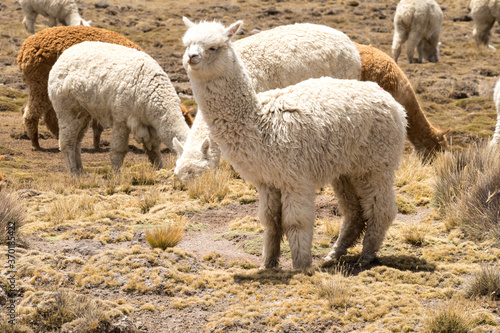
[356,254,375,267]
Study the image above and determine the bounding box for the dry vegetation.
[0,0,499,331]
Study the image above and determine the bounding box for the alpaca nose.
[188,54,201,64]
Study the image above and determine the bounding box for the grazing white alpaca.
[19,0,91,34]
[48,42,190,175]
[182,18,407,269]
[392,0,443,63]
[491,79,500,148]
[173,23,362,182]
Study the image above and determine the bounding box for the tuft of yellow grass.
[145,224,185,250]
[466,264,500,301]
[138,187,161,214]
[44,195,97,225]
[318,217,341,241]
[400,222,428,246]
[186,167,231,203]
[423,299,479,333]
[315,266,351,310]
[0,191,26,245]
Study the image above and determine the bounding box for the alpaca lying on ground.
[48,41,190,174]
[174,26,447,182]
[17,26,142,151]
[392,0,443,63]
[355,43,449,159]
[469,0,500,46]
[19,0,91,34]
[182,18,407,269]
[491,79,500,148]
[174,22,363,182]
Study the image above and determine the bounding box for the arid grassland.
[0,0,499,332]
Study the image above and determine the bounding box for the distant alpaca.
[182,18,407,269]
[48,42,190,174]
[17,26,142,151]
[355,43,449,159]
[392,0,443,63]
[19,0,91,34]
[0,156,5,190]
[469,0,500,46]
[491,79,500,148]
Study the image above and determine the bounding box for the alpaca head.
[173,137,219,182]
[182,17,243,80]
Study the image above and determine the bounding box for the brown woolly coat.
[17,26,142,150]
[355,43,449,159]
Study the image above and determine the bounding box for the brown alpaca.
[180,104,194,128]
[17,26,142,150]
[0,156,5,190]
[355,43,449,159]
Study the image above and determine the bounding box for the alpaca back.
[234,23,361,93]
[227,78,407,187]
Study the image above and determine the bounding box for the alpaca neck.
[189,50,261,148]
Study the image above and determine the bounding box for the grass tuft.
[138,188,161,214]
[186,167,231,203]
[466,264,500,300]
[423,299,474,333]
[145,224,185,250]
[315,265,351,310]
[0,191,27,246]
[400,222,428,246]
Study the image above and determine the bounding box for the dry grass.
[0,191,26,245]
[433,144,500,241]
[400,222,429,246]
[466,264,500,301]
[186,167,232,203]
[145,224,185,250]
[43,194,98,225]
[315,265,351,310]
[138,187,161,214]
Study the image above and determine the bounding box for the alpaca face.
[182,17,243,79]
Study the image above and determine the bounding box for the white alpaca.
[491,79,500,148]
[392,0,443,63]
[48,41,190,175]
[19,0,91,34]
[173,23,362,182]
[469,0,500,46]
[182,18,407,269]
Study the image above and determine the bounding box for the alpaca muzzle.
[188,54,201,65]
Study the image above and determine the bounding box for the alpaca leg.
[325,175,365,261]
[59,114,90,175]
[258,184,282,268]
[144,137,163,169]
[74,118,90,171]
[110,121,130,171]
[473,20,495,46]
[23,101,42,150]
[43,108,60,139]
[356,173,398,266]
[392,30,408,63]
[406,31,421,63]
[91,119,103,150]
[48,16,57,27]
[281,189,315,269]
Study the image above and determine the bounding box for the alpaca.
[174,22,363,182]
[392,0,444,63]
[19,0,91,34]
[48,41,190,174]
[355,43,449,159]
[0,156,5,191]
[17,26,142,151]
[491,78,500,148]
[469,0,500,46]
[182,18,407,269]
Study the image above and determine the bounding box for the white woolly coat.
[392,0,443,63]
[49,42,189,171]
[175,23,362,181]
[469,0,500,45]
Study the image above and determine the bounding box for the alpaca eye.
[209,47,218,51]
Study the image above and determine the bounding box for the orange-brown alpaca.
[0,156,5,190]
[356,43,450,160]
[18,26,142,151]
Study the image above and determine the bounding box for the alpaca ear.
[224,20,243,40]
[201,138,210,158]
[183,16,195,28]
[172,137,184,156]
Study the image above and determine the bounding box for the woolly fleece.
[469,0,500,46]
[392,0,443,63]
[492,78,500,148]
[183,19,407,269]
[356,43,449,159]
[174,23,362,182]
[17,26,142,150]
[19,0,90,34]
[48,41,190,174]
